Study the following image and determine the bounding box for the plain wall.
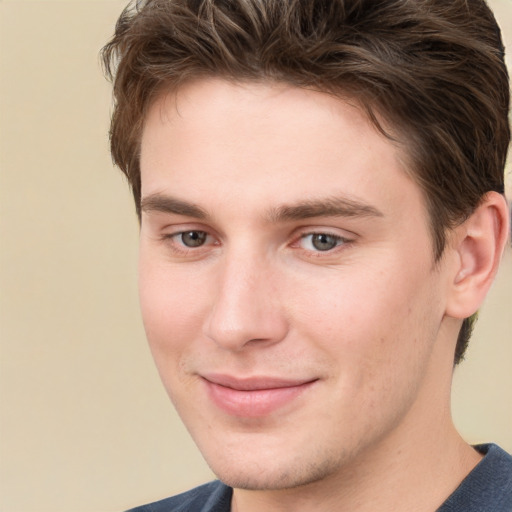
[0,1,510,511]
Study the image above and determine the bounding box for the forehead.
[139,78,426,227]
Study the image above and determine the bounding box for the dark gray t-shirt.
[127,444,512,512]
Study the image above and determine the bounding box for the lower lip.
[203,379,316,418]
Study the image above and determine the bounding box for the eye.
[179,230,208,247]
[159,228,217,258]
[299,233,346,252]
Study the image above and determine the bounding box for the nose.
[203,253,289,352]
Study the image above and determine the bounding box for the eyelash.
[160,229,352,257]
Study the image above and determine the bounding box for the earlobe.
[445,192,510,319]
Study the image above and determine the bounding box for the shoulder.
[125,481,232,512]
[438,444,512,512]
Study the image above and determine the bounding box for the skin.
[138,79,505,511]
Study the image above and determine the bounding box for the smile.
[201,374,318,417]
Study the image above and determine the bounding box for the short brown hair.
[102,0,510,364]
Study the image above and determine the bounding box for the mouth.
[201,374,318,417]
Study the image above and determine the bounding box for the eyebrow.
[140,193,209,219]
[140,193,383,222]
[267,197,384,222]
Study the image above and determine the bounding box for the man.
[102,0,512,510]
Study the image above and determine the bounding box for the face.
[138,79,454,491]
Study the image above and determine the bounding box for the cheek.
[138,259,212,412]
[138,257,208,360]
[292,267,441,434]
[291,261,440,371]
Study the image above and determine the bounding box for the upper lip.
[201,373,317,391]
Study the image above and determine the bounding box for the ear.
[445,192,510,319]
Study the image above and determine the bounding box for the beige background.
[0,1,511,511]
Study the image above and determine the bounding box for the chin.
[203,443,345,491]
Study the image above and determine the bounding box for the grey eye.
[310,233,340,251]
[181,231,207,247]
